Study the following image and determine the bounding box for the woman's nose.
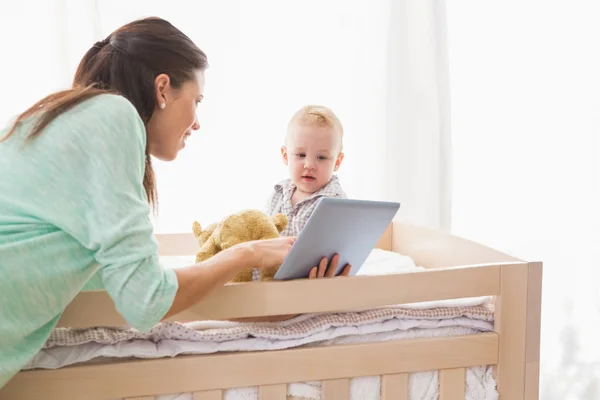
[192,116,200,131]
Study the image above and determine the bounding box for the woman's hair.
[1,17,208,208]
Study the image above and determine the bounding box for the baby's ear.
[271,213,288,232]
[192,221,203,238]
[281,145,288,166]
[334,151,344,171]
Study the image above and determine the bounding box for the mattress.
[24,249,499,400]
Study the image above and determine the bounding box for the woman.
[0,17,349,388]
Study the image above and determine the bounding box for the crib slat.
[439,368,465,399]
[322,378,350,400]
[258,384,287,399]
[194,390,222,400]
[381,373,408,399]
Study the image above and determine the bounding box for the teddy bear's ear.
[192,221,203,238]
[271,213,288,233]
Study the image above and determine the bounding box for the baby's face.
[282,124,343,195]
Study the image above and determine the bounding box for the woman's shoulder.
[52,93,143,134]
[72,93,145,132]
[76,93,141,124]
[64,93,146,147]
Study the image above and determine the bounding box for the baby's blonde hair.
[286,105,344,150]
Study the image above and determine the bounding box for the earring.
[160,103,166,109]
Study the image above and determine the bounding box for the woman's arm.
[163,236,296,319]
[163,245,251,319]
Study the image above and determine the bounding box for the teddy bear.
[192,209,288,282]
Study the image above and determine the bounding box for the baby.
[264,104,348,237]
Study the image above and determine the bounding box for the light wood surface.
[193,391,222,400]
[390,222,522,268]
[381,373,408,399]
[440,368,466,399]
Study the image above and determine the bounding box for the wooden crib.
[0,220,543,399]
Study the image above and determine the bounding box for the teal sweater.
[0,94,178,388]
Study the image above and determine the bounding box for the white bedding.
[24,249,498,400]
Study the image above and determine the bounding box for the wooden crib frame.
[1,221,543,400]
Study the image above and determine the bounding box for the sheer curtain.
[446,2,600,398]
[383,0,452,230]
[0,0,449,234]
[0,0,100,126]
[96,0,451,233]
[97,0,394,233]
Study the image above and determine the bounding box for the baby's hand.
[308,254,351,278]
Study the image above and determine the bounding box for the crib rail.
[56,261,505,328]
[5,333,498,400]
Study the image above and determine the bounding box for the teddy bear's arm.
[195,237,220,263]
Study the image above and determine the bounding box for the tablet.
[273,198,401,280]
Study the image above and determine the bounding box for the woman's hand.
[308,254,351,278]
[234,236,297,270]
[235,239,351,279]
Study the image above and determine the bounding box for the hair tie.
[92,38,111,50]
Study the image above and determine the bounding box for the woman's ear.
[154,73,171,109]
